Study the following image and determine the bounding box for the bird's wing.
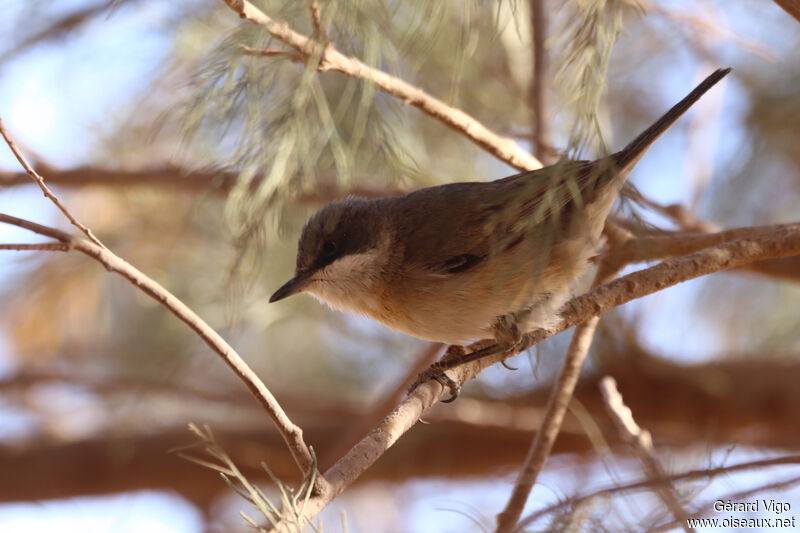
[394,159,601,276]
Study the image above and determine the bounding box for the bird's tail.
[613,68,731,171]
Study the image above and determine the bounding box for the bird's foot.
[408,359,461,402]
[408,334,533,402]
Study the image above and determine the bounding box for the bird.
[270,68,731,390]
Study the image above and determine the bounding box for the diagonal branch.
[220,0,542,172]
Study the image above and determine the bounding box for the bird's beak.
[269,271,312,303]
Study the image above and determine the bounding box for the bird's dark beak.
[269,271,312,303]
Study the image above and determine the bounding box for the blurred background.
[1,0,800,531]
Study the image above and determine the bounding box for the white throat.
[304,245,387,318]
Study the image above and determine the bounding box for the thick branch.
[220,0,541,172]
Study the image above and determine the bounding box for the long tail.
[613,68,731,170]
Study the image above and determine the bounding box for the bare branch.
[309,0,328,44]
[600,376,694,533]
[0,242,69,252]
[219,0,542,172]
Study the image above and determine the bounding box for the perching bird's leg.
[408,344,465,401]
[408,331,525,401]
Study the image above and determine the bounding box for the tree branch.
[220,0,542,172]
[0,242,69,252]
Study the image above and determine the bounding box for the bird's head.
[269,197,387,306]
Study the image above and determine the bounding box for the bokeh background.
[1,0,800,531]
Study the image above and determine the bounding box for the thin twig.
[0,242,69,252]
[0,118,105,248]
[219,0,542,172]
[0,211,324,493]
[495,261,620,533]
[600,376,694,533]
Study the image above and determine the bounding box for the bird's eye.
[322,240,337,256]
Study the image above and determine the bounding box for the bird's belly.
[376,261,569,345]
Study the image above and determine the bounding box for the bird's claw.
[501,360,518,371]
[408,365,460,402]
[434,373,460,403]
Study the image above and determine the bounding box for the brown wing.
[390,159,604,276]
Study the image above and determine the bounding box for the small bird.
[271,69,730,376]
